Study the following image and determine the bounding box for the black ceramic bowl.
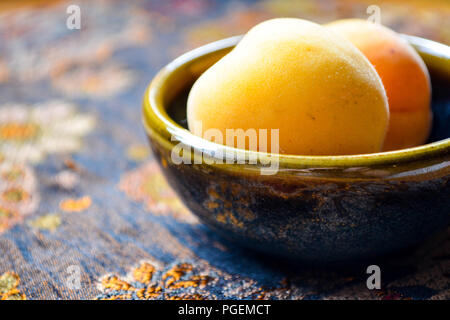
[143,35,450,264]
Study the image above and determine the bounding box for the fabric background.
[0,0,449,300]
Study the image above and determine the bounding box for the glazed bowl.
[143,35,450,264]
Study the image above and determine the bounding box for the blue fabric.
[0,0,448,300]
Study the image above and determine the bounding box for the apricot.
[187,18,389,156]
[326,19,432,151]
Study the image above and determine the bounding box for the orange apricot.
[326,19,432,151]
[187,18,389,156]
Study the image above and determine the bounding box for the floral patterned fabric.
[0,0,448,300]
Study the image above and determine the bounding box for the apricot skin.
[326,19,432,151]
[187,18,389,156]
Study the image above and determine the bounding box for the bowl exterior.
[148,136,450,263]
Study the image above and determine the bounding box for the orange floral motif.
[98,261,214,300]
[2,187,29,203]
[60,196,92,212]
[0,272,26,300]
[96,260,298,300]
[126,144,150,162]
[0,206,19,234]
[28,214,61,232]
[1,165,25,182]
[119,161,197,224]
[0,162,39,234]
[0,101,95,164]
[0,123,40,142]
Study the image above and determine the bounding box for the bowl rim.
[143,35,450,168]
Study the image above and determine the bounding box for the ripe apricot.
[326,19,432,151]
[187,18,389,156]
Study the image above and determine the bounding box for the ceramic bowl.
[143,35,450,264]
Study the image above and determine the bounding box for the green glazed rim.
[143,35,450,168]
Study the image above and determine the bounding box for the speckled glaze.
[143,35,450,264]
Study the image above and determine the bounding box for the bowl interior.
[145,35,450,168]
